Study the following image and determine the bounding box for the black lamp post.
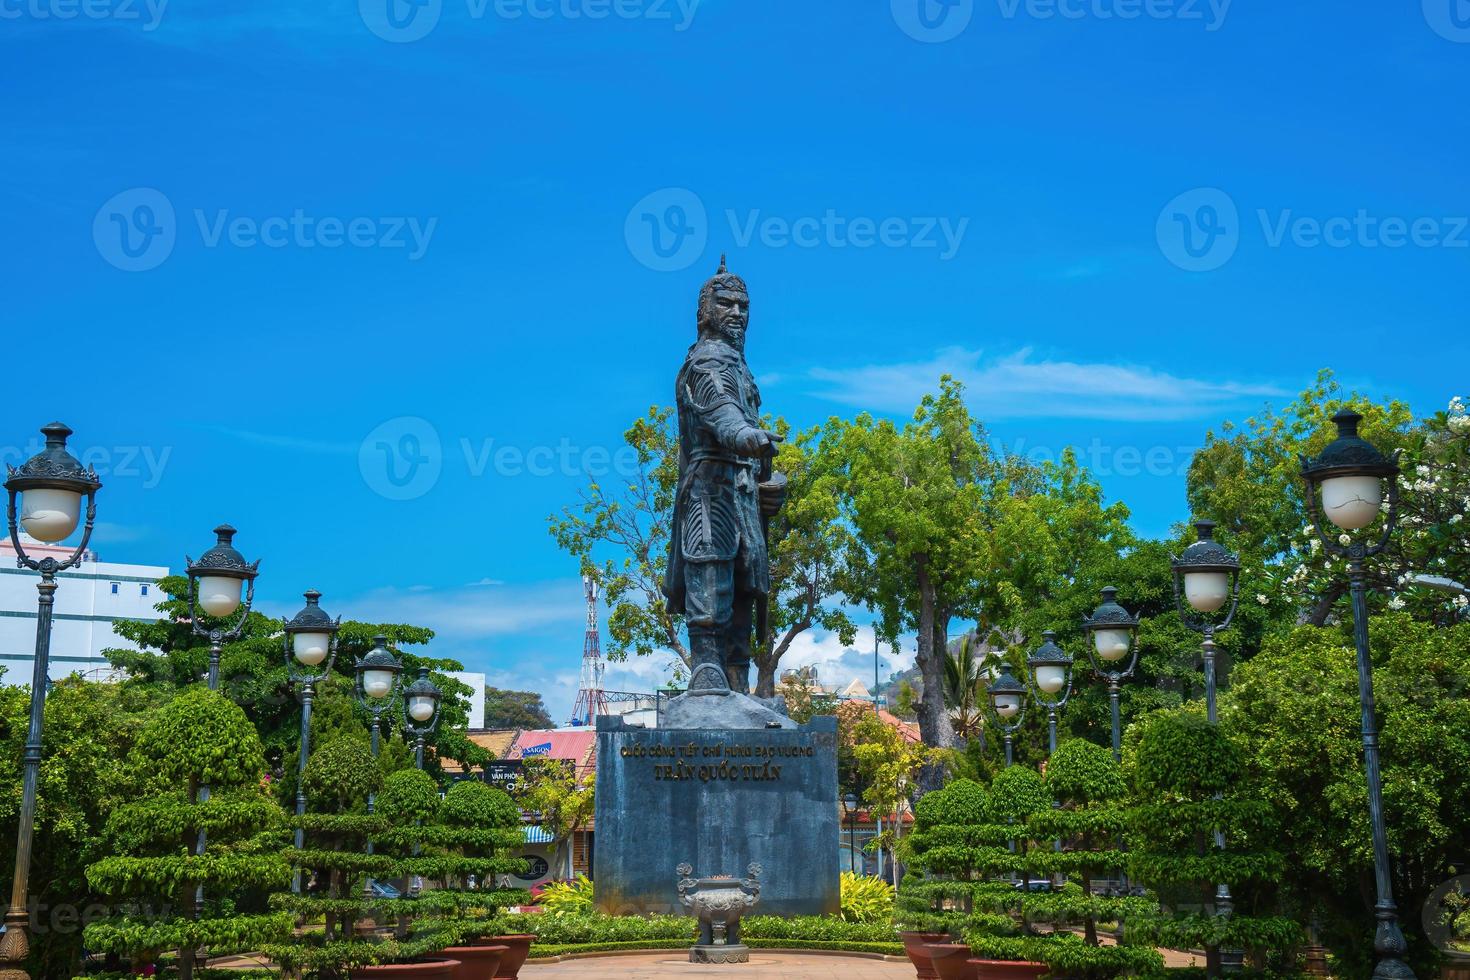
[284,590,340,893]
[355,635,404,778]
[1081,587,1142,762]
[1171,519,1242,973]
[183,524,260,918]
[354,635,403,914]
[1026,631,1073,756]
[403,667,443,770]
[185,524,260,690]
[986,663,1028,768]
[401,666,441,897]
[0,423,100,980]
[1300,411,1414,980]
[842,792,859,874]
[1171,520,1240,724]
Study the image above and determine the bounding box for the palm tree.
[942,633,986,739]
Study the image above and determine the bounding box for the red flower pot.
[967,958,1049,980]
[489,934,536,979]
[350,958,462,980]
[926,943,977,980]
[441,945,508,980]
[899,931,952,980]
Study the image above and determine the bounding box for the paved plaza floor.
[523,952,916,979]
[522,946,1202,977]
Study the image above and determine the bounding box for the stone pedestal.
[593,714,839,917]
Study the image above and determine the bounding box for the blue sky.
[5,0,1467,722]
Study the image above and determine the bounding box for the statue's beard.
[700,317,748,351]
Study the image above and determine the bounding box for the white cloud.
[202,424,359,456]
[807,346,1287,422]
[340,579,582,638]
[775,624,915,694]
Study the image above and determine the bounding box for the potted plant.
[426,780,533,980]
[896,779,989,980]
[266,739,461,979]
[1001,739,1162,977]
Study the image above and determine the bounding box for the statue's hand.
[735,428,783,459]
[759,471,788,518]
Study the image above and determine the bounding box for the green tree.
[548,406,685,665]
[266,738,468,978]
[83,688,292,979]
[825,378,999,756]
[1224,616,1470,976]
[847,712,942,887]
[269,736,385,973]
[418,780,531,941]
[513,756,594,880]
[483,687,554,729]
[831,379,1133,765]
[0,679,145,979]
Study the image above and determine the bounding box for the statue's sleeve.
[683,356,765,457]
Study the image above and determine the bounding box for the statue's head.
[696,255,749,350]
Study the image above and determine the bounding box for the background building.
[0,535,166,684]
[445,670,486,728]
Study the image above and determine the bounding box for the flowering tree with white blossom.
[1188,372,1468,627]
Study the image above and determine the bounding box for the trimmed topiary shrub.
[1001,739,1162,974]
[1123,708,1300,969]
[82,688,292,977]
[901,755,1162,976]
[267,757,529,976]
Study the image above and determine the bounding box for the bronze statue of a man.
[662,257,787,703]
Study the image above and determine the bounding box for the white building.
[447,670,486,729]
[0,535,168,685]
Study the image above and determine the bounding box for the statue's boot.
[686,629,730,695]
[725,657,750,695]
[665,630,795,730]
